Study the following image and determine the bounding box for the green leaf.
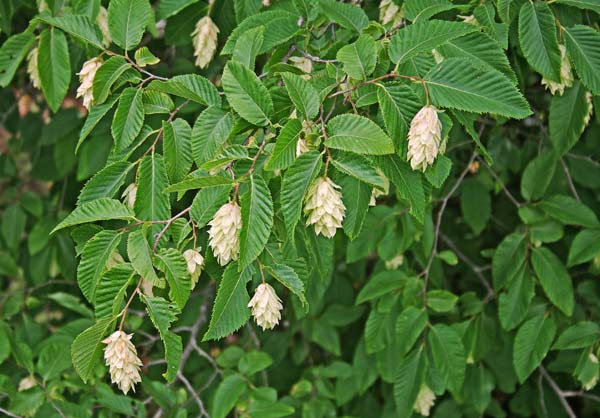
[46,292,93,318]
[141,295,182,382]
[428,324,466,393]
[164,175,235,194]
[163,119,192,183]
[0,32,35,87]
[155,248,191,309]
[77,96,120,152]
[531,247,574,316]
[553,321,600,350]
[148,74,220,106]
[127,229,159,283]
[498,265,535,331]
[396,306,428,356]
[326,114,394,155]
[518,2,561,80]
[497,0,526,23]
[513,313,556,382]
[112,87,145,151]
[550,81,590,156]
[336,34,377,80]
[52,198,135,233]
[134,154,171,222]
[265,119,303,171]
[424,58,532,119]
[0,322,11,365]
[338,174,371,240]
[331,153,385,190]
[552,321,600,350]
[238,351,273,376]
[568,229,600,267]
[222,61,273,126]
[239,175,274,269]
[492,232,527,290]
[108,0,152,51]
[191,185,232,228]
[71,316,116,383]
[317,0,369,32]
[95,264,134,318]
[221,11,299,55]
[563,25,600,94]
[473,3,509,49]
[356,271,407,304]
[93,56,138,104]
[520,151,557,201]
[191,106,234,166]
[437,32,516,83]
[452,110,493,164]
[157,0,197,19]
[211,375,247,418]
[427,290,458,312]
[134,46,160,67]
[232,26,264,70]
[203,263,254,341]
[281,72,319,120]
[375,155,425,222]
[38,28,71,112]
[264,263,307,306]
[143,90,174,114]
[77,230,123,303]
[539,194,599,228]
[78,161,133,205]
[394,349,426,417]
[556,0,600,14]
[281,151,323,237]
[425,155,452,188]
[376,84,421,154]
[389,20,477,64]
[35,15,104,49]
[404,0,457,22]
[1,204,25,253]
[460,179,491,235]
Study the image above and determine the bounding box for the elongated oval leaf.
[112,87,145,151]
[222,61,273,126]
[108,0,152,51]
[52,198,135,233]
[424,58,532,119]
[326,114,394,155]
[513,313,556,382]
[281,151,323,237]
[563,25,600,95]
[518,1,561,81]
[38,28,71,112]
[281,72,319,120]
[71,316,116,383]
[531,247,574,316]
[239,175,274,269]
[203,263,254,341]
[389,20,477,64]
[77,230,123,303]
[78,161,133,205]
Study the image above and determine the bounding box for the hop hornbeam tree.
[0,0,599,417]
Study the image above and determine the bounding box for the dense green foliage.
[1,0,600,417]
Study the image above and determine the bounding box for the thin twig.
[422,152,477,303]
[560,158,581,202]
[0,407,23,418]
[440,234,494,302]
[477,156,523,208]
[539,365,578,418]
[295,46,337,63]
